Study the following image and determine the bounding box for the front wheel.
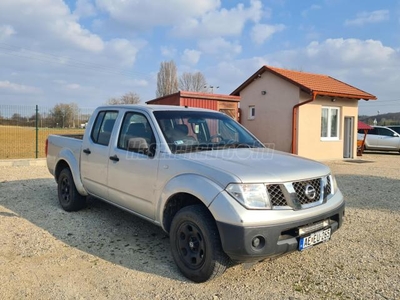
[169,205,230,282]
[57,168,86,212]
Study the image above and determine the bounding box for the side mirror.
[128,138,149,155]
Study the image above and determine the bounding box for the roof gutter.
[292,91,317,154]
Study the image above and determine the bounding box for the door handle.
[109,155,119,162]
[83,148,91,154]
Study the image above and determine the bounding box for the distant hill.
[359,112,400,126]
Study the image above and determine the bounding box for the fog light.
[251,236,265,250]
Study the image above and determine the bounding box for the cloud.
[0,0,148,107]
[0,25,15,40]
[66,83,80,90]
[0,0,104,52]
[103,38,145,67]
[51,80,81,91]
[301,5,321,17]
[0,80,41,93]
[251,23,285,44]
[181,49,201,65]
[95,0,220,29]
[302,38,396,67]
[73,0,97,19]
[198,37,242,56]
[161,46,177,58]
[96,0,263,38]
[171,0,263,38]
[122,79,149,88]
[53,19,104,52]
[345,10,389,26]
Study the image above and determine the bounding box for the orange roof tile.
[231,66,377,100]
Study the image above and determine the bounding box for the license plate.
[299,228,331,251]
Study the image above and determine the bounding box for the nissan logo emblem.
[304,184,317,200]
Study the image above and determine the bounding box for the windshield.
[154,110,264,153]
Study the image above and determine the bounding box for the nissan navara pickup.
[46,105,345,282]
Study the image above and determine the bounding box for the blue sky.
[0,0,399,115]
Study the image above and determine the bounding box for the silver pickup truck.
[46,105,345,282]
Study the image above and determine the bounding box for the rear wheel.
[58,168,86,211]
[170,205,230,282]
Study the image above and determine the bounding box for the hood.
[178,148,330,183]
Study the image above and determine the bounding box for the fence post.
[35,105,39,158]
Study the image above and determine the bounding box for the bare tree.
[50,103,78,128]
[179,72,207,92]
[106,92,141,105]
[11,113,24,122]
[156,60,178,97]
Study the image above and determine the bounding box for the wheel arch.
[54,149,88,196]
[162,193,208,233]
[158,174,224,233]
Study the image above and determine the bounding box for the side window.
[118,112,156,156]
[390,127,400,134]
[91,111,118,146]
[321,107,340,140]
[248,106,255,120]
[368,128,378,135]
[378,128,394,137]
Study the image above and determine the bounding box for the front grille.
[326,176,332,195]
[267,184,287,206]
[292,178,321,205]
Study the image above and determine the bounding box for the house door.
[343,117,354,158]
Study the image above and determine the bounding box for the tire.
[169,205,230,282]
[57,168,86,212]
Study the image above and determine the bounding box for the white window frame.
[248,105,255,120]
[321,107,340,140]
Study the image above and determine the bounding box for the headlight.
[226,183,271,209]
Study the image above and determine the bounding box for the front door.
[343,117,354,158]
[377,127,400,150]
[107,111,159,220]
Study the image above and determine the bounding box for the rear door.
[364,127,379,149]
[107,110,160,219]
[81,110,118,199]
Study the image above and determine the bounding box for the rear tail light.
[45,138,48,157]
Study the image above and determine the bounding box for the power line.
[0,42,154,81]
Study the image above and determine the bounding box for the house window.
[248,106,255,120]
[321,107,340,140]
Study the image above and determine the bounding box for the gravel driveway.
[0,153,399,299]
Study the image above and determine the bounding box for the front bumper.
[213,199,345,262]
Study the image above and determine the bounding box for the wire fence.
[0,104,94,159]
